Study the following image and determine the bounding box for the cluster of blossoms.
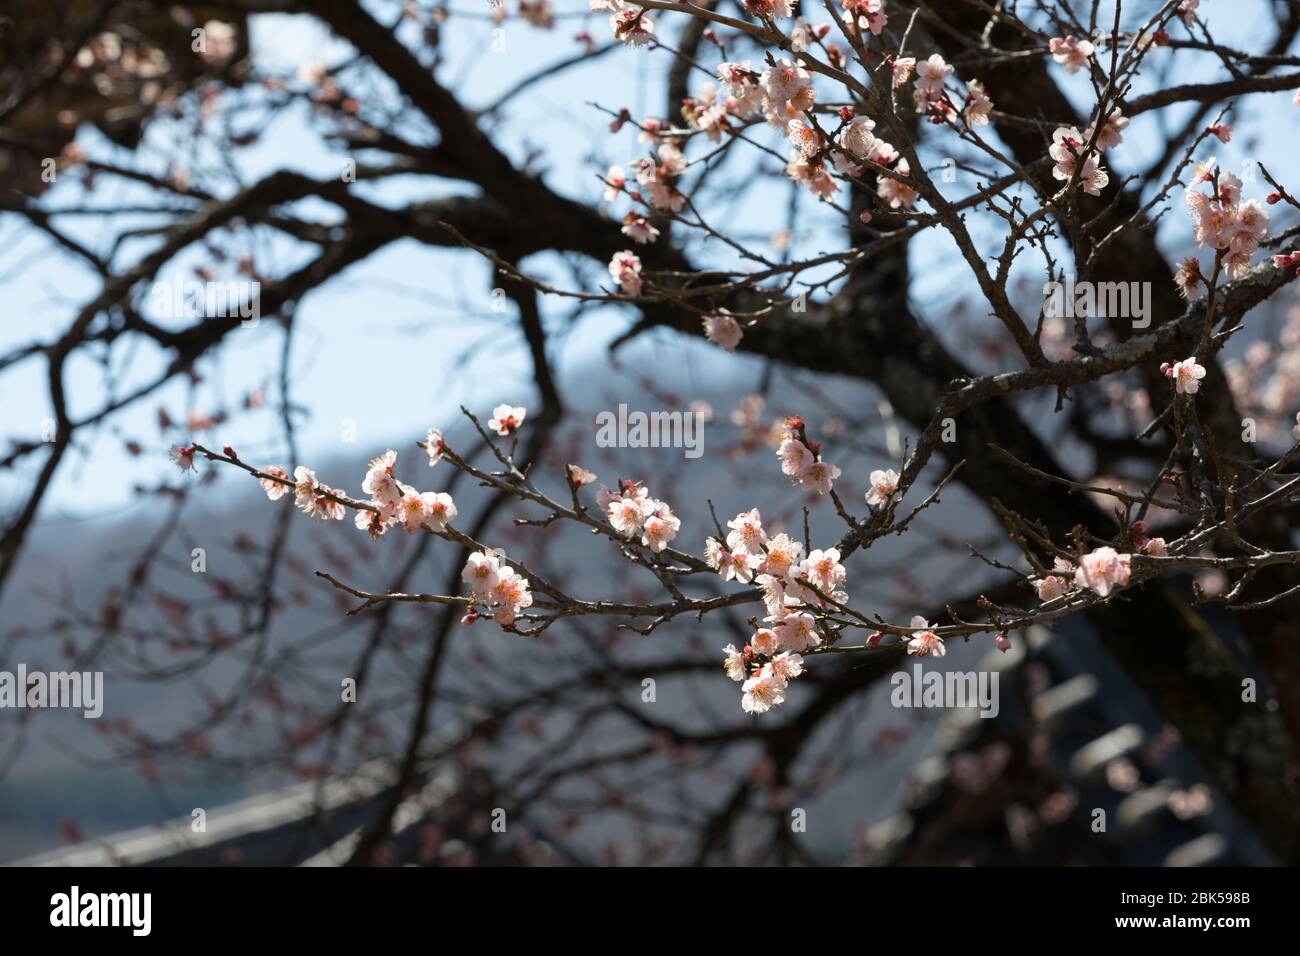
[1033,532,1164,604]
[713,510,829,713]
[622,139,687,215]
[172,405,547,631]
[885,52,992,129]
[762,57,817,127]
[1041,64,1129,200]
[706,507,849,613]
[606,1,979,272]
[831,109,914,210]
[173,425,465,538]
[461,550,535,627]
[701,61,771,128]
[602,137,693,297]
[175,409,490,542]
[245,446,460,538]
[710,419,952,711]
[597,1,655,46]
[723,638,805,714]
[351,449,458,539]
[716,519,948,712]
[598,479,681,552]
[674,9,931,209]
[1180,158,1271,285]
[1048,124,1112,197]
[839,0,888,36]
[290,466,348,522]
[681,74,741,143]
[691,54,841,202]
[775,416,841,495]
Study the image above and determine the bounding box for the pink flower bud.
[1266,191,1282,205]
[994,633,1011,653]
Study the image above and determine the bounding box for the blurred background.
[1,0,1299,865]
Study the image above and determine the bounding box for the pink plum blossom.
[726,508,767,555]
[170,444,197,472]
[488,403,526,435]
[1049,35,1095,74]
[1074,546,1131,596]
[463,551,501,595]
[259,466,290,500]
[608,250,643,296]
[723,644,746,681]
[703,311,743,352]
[1034,558,1075,601]
[741,665,786,714]
[906,616,946,657]
[1171,358,1206,395]
[866,468,900,508]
